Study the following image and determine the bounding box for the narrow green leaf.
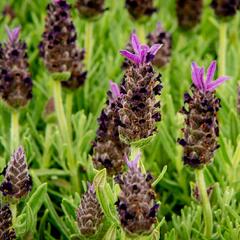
[152,165,168,187]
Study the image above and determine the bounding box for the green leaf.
[103,224,117,240]
[24,183,47,216]
[94,169,118,224]
[149,218,166,240]
[152,165,168,187]
[25,203,35,232]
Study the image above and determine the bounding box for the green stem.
[11,110,20,153]
[195,169,213,238]
[52,81,79,193]
[10,204,17,225]
[53,81,68,140]
[42,124,53,169]
[218,21,227,76]
[85,21,93,69]
[84,21,93,108]
[65,92,73,139]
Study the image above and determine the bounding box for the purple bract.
[6,26,20,43]
[110,81,121,100]
[191,61,230,92]
[120,33,162,66]
[126,152,141,170]
[87,182,95,192]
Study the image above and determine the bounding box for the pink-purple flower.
[6,26,20,43]
[191,61,230,92]
[120,33,162,66]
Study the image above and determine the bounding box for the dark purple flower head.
[6,26,20,43]
[192,61,230,93]
[120,33,161,66]
[110,81,121,100]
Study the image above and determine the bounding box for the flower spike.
[93,81,130,176]
[0,26,32,108]
[116,152,159,234]
[179,60,229,167]
[76,183,103,236]
[147,22,172,68]
[120,33,162,66]
[191,61,230,92]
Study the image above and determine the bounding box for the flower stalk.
[10,110,19,153]
[65,92,73,139]
[218,21,227,76]
[85,22,93,69]
[52,80,79,192]
[195,169,213,238]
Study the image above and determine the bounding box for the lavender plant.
[115,154,159,236]
[0,146,32,200]
[147,23,172,68]
[211,0,240,17]
[0,27,32,108]
[76,0,107,19]
[93,81,130,176]
[39,0,86,90]
[0,204,16,240]
[39,0,87,192]
[179,61,229,237]
[119,33,162,144]
[0,27,32,152]
[125,0,157,20]
[76,183,103,236]
[176,0,203,29]
[211,0,239,78]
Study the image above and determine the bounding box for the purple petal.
[191,62,201,89]
[206,76,230,92]
[146,44,162,63]
[120,50,140,65]
[206,61,217,84]
[140,45,149,64]
[131,33,141,54]
[6,26,20,43]
[87,182,95,192]
[127,152,141,170]
[148,44,162,56]
[199,67,205,91]
[110,81,121,99]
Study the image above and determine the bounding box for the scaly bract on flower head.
[120,33,162,66]
[191,61,230,92]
